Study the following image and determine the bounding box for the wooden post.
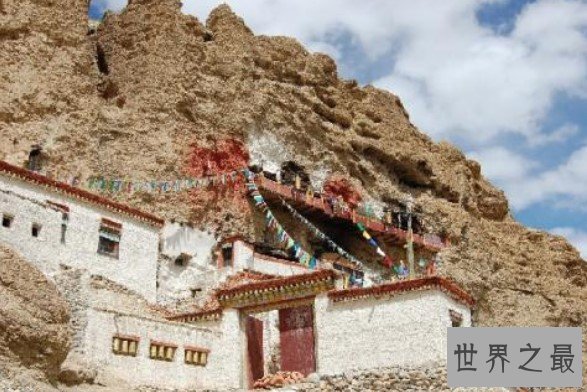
[406,196,415,279]
[384,210,392,225]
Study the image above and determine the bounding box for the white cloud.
[469,147,537,182]
[374,0,587,143]
[550,227,587,259]
[468,143,587,214]
[528,123,579,147]
[504,144,587,210]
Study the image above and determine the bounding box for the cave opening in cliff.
[96,43,109,75]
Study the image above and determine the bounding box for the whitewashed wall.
[83,308,243,390]
[233,241,308,277]
[314,290,471,375]
[158,223,218,302]
[158,239,311,303]
[0,176,159,301]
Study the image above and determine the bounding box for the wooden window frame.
[112,335,140,357]
[184,346,210,366]
[98,218,122,259]
[149,341,177,362]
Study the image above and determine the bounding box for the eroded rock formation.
[0,246,71,381]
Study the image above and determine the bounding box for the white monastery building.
[0,160,474,390]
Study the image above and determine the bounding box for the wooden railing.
[254,176,448,251]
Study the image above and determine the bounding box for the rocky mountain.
[0,0,585,387]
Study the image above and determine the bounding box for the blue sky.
[89,0,587,259]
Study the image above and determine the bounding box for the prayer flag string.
[245,172,318,269]
[355,222,399,275]
[280,198,364,269]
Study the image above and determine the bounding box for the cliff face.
[0,0,585,383]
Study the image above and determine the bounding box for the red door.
[279,305,316,376]
[246,316,264,388]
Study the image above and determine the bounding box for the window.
[2,214,13,228]
[450,309,463,327]
[149,342,177,362]
[61,212,68,244]
[27,146,43,172]
[190,288,202,298]
[184,347,209,366]
[175,253,192,267]
[221,244,233,267]
[112,335,139,356]
[31,223,41,238]
[47,202,69,244]
[98,219,121,258]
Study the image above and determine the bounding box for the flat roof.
[328,276,475,308]
[0,160,164,227]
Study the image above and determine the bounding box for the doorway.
[279,305,316,376]
[245,316,264,389]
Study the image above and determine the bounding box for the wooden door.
[246,316,264,388]
[279,305,316,376]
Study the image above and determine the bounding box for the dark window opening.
[2,214,13,228]
[98,235,119,258]
[190,288,202,298]
[28,146,43,172]
[280,161,311,189]
[31,223,41,237]
[60,212,68,244]
[221,245,233,267]
[96,43,109,75]
[450,310,463,327]
[97,219,121,258]
[174,253,192,267]
[60,223,67,244]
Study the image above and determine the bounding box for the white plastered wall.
[83,308,243,390]
[314,290,471,376]
[0,175,159,301]
[158,223,218,302]
[232,241,308,277]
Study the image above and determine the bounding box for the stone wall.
[53,267,89,353]
[0,175,160,301]
[285,362,511,392]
